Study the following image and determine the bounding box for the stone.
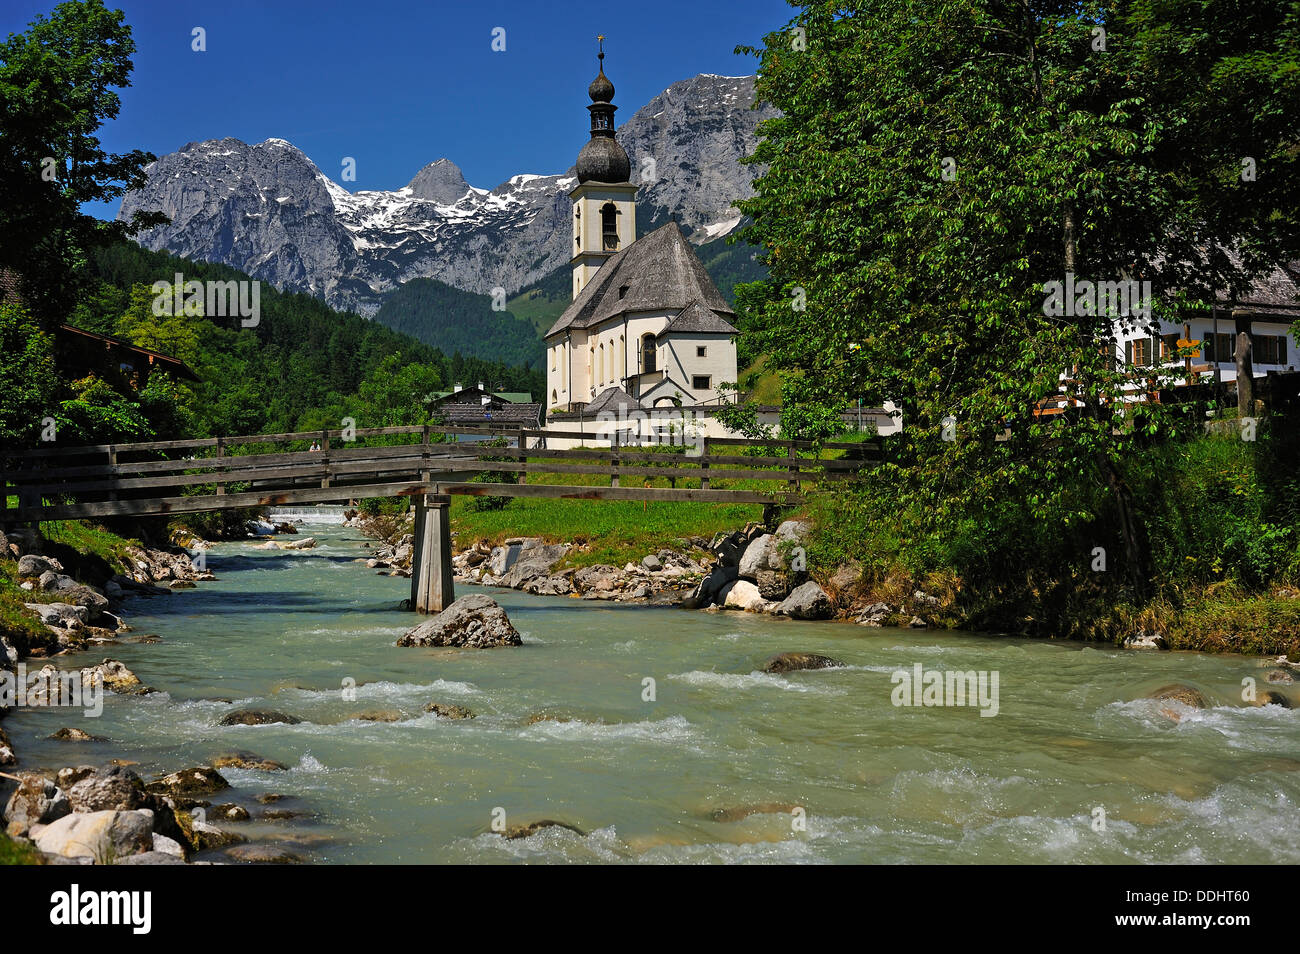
[280,536,316,550]
[574,564,620,592]
[738,534,781,578]
[722,579,766,611]
[50,727,101,742]
[396,594,522,648]
[24,601,88,628]
[352,709,404,722]
[1148,684,1210,721]
[690,564,738,607]
[501,819,586,840]
[211,803,251,821]
[151,833,187,858]
[218,709,302,726]
[17,554,61,576]
[1265,669,1294,685]
[524,573,572,596]
[35,809,154,862]
[4,773,70,836]
[116,850,185,865]
[211,752,288,771]
[753,569,789,601]
[498,543,569,589]
[424,702,475,719]
[55,766,96,790]
[188,817,245,850]
[81,658,150,695]
[0,726,13,766]
[856,602,891,627]
[147,766,229,798]
[773,581,834,620]
[641,554,662,571]
[774,520,812,545]
[225,843,302,864]
[830,563,862,590]
[67,765,151,812]
[908,616,927,628]
[710,802,799,823]
[761,652,845,674]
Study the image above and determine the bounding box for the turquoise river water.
[7,523,1299,863]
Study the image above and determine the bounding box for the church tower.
[570,38,637,302]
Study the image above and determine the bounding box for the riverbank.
[0,517,313,864]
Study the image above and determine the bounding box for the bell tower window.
[601,203,619,251]
[641,333,657,374]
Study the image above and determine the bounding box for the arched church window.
[641,333,656,374]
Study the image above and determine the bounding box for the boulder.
[397,594,522,648]
[856,602,891,627]
[774,520,812,545]
[35,809,154,862]
[1148,684,1209,708]
[24,602,88,628]
[280,536,317,550]
[1265,669,1294,685]
[218,709,302,726]
[830,562,862,590]
[762,652,845,674]
[641,554,662,571]
[754,570,789,601]
[710,802,800,823]
[4,774,70,836]
[116,850,184,865]
[424,702,475,719]
[501,819,586,840]
[225,843,302,864]
[524,574,572,597]
[722,580,767,612]
[211,803,251,821]
[738,534,781,578]
[150,833,187,857]
[499,543,569,589]
[211,752,288,771]
[81,658,150,695]
[147,766,229,798]
[67,765,151,813]
[351,709,404,722]
[690,565,738,607]
[773,582,834,620]
[574,564,620,593]
[17,554,61,577]
[0,725,13,766]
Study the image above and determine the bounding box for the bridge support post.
[411,493,454,614]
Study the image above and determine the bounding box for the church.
[544,46,742,438]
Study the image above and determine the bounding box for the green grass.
[450,495,764,568]
[0,833,43,865]
[36,520,138,572]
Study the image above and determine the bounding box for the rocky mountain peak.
[406,159,472,204]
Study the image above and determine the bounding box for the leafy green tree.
[735,0,1300,594]
[55,374,150,443]
[0,302,57,447]
[0,0,165,326]
[358,354,443,426]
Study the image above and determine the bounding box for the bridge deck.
[2,424,881,523]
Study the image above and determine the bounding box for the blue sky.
[1,0,796,219]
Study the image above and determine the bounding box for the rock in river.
[396,594,522,648]
[425,701,475,719]
[762,652,845,674]
[218,708,302,726]
[772,582,834,620]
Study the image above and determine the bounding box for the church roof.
[659,300,738,336]
[580,385,641,416]
[545,221,734,338]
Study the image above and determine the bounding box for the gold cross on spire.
[597,34,605,61]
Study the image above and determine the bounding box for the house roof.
[658,300,738,337]
[431,387,533,404]
[545,221,734,338]
[1221,260,1300,318]
[55,323,200,382]
[435,401,541,427]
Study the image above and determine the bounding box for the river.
[8,523,1300,863]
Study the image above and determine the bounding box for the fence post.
[320,428,331,488]
[106,445,118,501]
[517,428,526,484]
[700,437,710,491]
[788,441,799,492]
[611,432,620,488]
[215,438,225,496]
[420,424,430,484]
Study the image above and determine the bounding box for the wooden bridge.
[2,424,879,614]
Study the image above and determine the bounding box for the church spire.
[576,36,630,184]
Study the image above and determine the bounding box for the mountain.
[117,74,775,326]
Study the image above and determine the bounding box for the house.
[1112,259,1300,386]
[430,384,541,429]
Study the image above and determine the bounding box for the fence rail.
[2,425,882,522]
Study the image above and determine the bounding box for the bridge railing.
[1,425,883,521]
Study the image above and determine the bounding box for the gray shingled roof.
[437,402,541,427]
[545,222,734,338]
[579,386,641,416]
[658,300,738,336]
[1222,260,1300,317]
